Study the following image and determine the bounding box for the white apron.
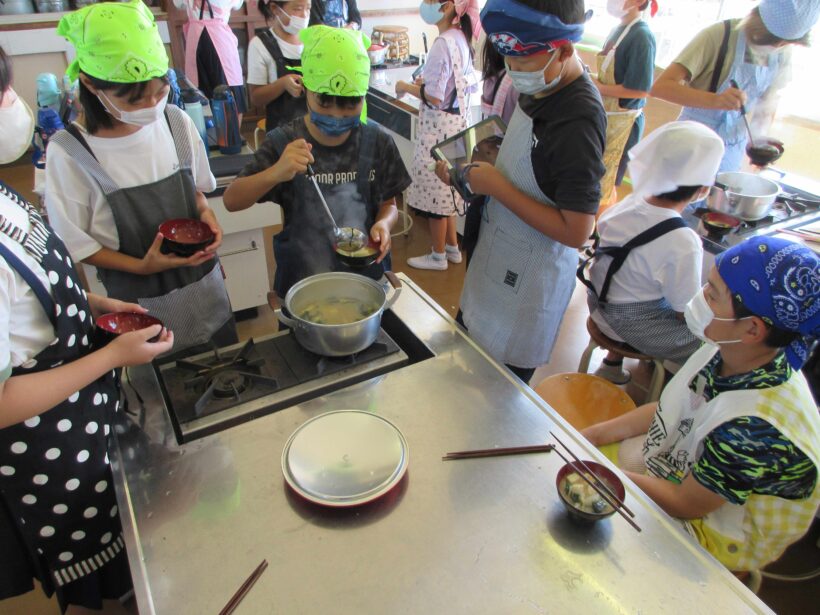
[643,344,820,571]
[406,35,474,216]
[460,104,578,368]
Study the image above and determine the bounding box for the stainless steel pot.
[707,172,780,221]
[278,272,401,356]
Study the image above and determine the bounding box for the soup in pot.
[298,297,380,325]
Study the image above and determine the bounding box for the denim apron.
[49,106,234,351]
[678,28,780,173]
[0,186,123,593]
[460,104,577,369]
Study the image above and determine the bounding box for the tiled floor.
[1,163,817,614]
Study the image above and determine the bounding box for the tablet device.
[430,115,507,202]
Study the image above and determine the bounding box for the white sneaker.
[407,253,448,270]
[445,245,462,263]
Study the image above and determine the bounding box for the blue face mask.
[309,109,361,136]
[420,1,445,25]
[506,49,564,96]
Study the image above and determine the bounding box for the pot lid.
[282,410,409,507]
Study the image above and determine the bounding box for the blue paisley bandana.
[716,237,819,369]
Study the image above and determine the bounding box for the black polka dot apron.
[0,190,124,591]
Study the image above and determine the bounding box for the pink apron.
[183,0,244,87]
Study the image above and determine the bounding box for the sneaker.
[445,245,462,264]
[594,361,631,385]
[407,253,448,270]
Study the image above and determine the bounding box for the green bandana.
[58,0,169,83]
[297,26,372,96]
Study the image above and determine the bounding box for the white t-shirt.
[589,195,703,310]
[45,112,216,262]
[247,29,303,86]
[0,192,58,378]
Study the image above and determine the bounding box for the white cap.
[627,121,725,198]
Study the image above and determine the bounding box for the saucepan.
[707,171,780,221]
[278,271,402,356]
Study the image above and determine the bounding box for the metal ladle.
[730,79,755,148]
[306,164,367,251]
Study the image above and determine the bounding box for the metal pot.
[707,172,779,221]
[278,272,401,356]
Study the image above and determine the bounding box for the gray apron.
[50,106,233,351]
[577,216,701,363]
[460,104,577,369]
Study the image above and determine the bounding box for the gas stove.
[155,311,433,443]
[685,173,820,254]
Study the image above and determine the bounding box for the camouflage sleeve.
[692,416,818,505]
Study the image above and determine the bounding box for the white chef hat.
[759,0,820,40]
[627,121,725,199]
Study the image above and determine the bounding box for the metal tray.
[281,410,409,507]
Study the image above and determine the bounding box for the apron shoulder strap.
[164,105,194,169]
[355,122,380,203]
[0,241,57,328]
[710,20,733,93]
[580,217,687,304]
[198,0,214,20]
[257,28,290,74]
[50,125,121,196]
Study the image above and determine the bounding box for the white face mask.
[276,6,309,35]
[684,288,751,346]
[606,0,628,18]
[98,90,167,127]
[506,50,564,96]
[748,43,778,57]
[0,90,35,164]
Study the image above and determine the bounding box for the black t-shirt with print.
[518,71,607,215]
[238,116,411,216]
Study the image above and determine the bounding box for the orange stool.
[254,118,267,150]
[534,372,636,431]
[578,316,666,403]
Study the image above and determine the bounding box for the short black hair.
[732,294,800,349]
[258,0,288,22]
[315,92,363,109]
[0,46,11,105]
[78,73,169,134]
[654,185,702,203]
[516,0,587,25]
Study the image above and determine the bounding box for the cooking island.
[110,275,771,614]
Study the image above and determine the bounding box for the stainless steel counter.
[110,274,771,614]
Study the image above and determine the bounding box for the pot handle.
[383,271,402,311]
[275,309,297,329]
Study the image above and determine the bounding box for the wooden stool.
[254,118,266,151]
[578,316,666,403]
[534,373,636,431]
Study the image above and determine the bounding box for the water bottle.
[210,85,241,155]
[205,117,217,149]
[181,87,208,154]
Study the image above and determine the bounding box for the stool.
[534,373,636,431]
[254,118,266,151]
[577,316,666,403]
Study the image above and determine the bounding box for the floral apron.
[407,35,473,217]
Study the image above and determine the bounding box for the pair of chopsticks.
[550,431,641,533]
[442,444,554,461]
[218,559,268,615]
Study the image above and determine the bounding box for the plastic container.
[181,87,208,152]
[210,85,242,155]
[0,0,35,14]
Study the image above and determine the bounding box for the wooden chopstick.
[218,559,269,615]
[442,444,554,460]
[550,444,641,532]
[550,430,636,518]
